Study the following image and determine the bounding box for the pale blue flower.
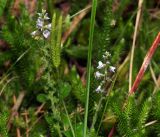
[36,19,44,29]
[43,30,50,39]
[31,9,51,39]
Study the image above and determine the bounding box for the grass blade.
[83,0,97,136]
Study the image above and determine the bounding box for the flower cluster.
[95,51,116,93]
[31,9,51,39]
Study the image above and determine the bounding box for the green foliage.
[153,92,160,119]
[137,98,151,129]
[65,46,88,59]
[45,114,61,137]
[59,82,71,99]
[69,67,85,103]
[84,0,97,135]
[112,96,152,137]
[0,0,7,17]
[0,51,12,66]
[64,122,85,137]
[1,15,41,90]
[89,128,97,137]
[51,13,63,68]
[111,38,126,64]
[116,0,131,17]
[94,0,113,61]
[1,1,160,137]
[0,112,8,137]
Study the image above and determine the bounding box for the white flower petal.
[106,61,110,64]
[43,30,50,38]
[37,13,42,16]
[95,85,103,93]
[31,30,38,36]
[42,9,46,14]
[45,23,51,30]
[95,71,104,79]
[102,55,106,59]
[97,61,105,69]
[109,66,116,73]
[104,51,111,58]
[111,19,116,26]
[44,13,50,20]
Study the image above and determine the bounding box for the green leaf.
[84,0,97,136]
[59,82,71,99]
[61,113,70,130]
[0,0,7,17]
[0,112,8,137]
[65,46,88,59]
[70,67,85,103]
[37,93,47,103]
[64,123,86,137]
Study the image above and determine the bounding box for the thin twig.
[144,120,157,127]
[25,115,44,134]
[7,91,25,130]
[34,103,45,115]
[129,0,144,91]
[149,64,159,88]
[13,96,21,137]
[117,53,130,73]
[22,110,29,137]
[61,3,91,44]
[153,75,160,95]
[0,77,17,96]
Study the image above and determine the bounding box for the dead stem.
[130,32,160,94]
[13,95,21,137]
[129,0,144,91]
[108,126,115,137]
[34,103,45,115]
[61,3,91,44]
[7,91,25,130]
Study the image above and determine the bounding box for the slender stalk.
[130,32,160,94]
[96,79,116,135]
[83,0,97,136]
[91,96,104,129]
[129,0,143,91]
[62,101,76,137]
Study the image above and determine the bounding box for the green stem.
[62,100,76,137]
[55,124,63,137]
[83,0,97,136]
[96,74,117,135]
[91,96,104,129]
[96,97,109,135]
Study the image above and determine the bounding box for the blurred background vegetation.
[0,0,160,137]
